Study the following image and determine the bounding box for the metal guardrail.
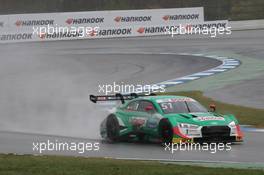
[229,19,264,31]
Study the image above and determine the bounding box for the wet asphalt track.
[0,45,219,138]
[0,130,264,163]
[0,30,264,163]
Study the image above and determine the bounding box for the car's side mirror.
[145,105,154,113]
[209,104,216,112]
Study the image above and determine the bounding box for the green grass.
[162,91,264,127]
[0,154,263,175]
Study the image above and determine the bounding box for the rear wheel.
[159,119,173,144]
[106,115,120,142]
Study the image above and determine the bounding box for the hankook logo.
[65,18,104,24]
[15,20,54,27]
[114,16,151,22]
[162,14,200,21]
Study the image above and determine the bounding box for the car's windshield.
[157,98,208,114]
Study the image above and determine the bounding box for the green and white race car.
[90,93,243,143]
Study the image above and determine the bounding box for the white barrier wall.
[0,7,233,43]
[0,15,8,33]
[3,7,204,30]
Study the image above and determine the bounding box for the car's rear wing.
[90,93,156,104]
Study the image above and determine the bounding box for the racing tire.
[137,133,145,142]
[159,119,173,144]
[106,114,120,142]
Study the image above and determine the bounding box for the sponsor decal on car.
[196,116,225,121]
[130,117,146,127]
[146,117,159,128]
[156,98,195,103]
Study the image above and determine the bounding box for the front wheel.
[159,119,173,144]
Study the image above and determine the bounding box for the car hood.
[164,112,234,126]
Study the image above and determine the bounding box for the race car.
[90,93,243,143]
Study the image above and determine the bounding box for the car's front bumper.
[172,125,243,143]
[172,135,243,143]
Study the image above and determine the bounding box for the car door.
[137,100,160,136]
[122,100,144,131]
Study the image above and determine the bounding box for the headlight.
[229,121,238,136]
[178,123,201,137]
[229,121,236,128]
[178,123,199,129]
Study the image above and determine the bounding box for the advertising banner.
[0,7,223,43]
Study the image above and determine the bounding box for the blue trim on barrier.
[241,126,264,133]
[155,53,241,88]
